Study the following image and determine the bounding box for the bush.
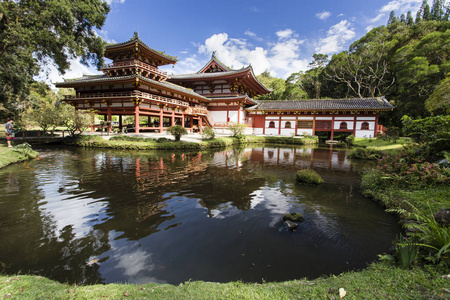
[156,137,170,143]
[347,147,382,160]
[401,115,450,160]
[296,169,323,185]
[228,122,246,138]
[201,127,215,140]
[345,134,355,146]
[166,125,188,142]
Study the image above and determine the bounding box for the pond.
[0,145,401,285]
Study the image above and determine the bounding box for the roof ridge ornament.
[212,51,217,58]
[133,31,139,40]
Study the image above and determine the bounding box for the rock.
[283,212,304,222]
[434,209,450,227]
[285,220,299,230]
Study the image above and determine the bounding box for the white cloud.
[36,58,101,88]
[369,13,385,23]
[316,11,332,20]
[276,29,295,39]
[315,20,355,55]
[104,0,125,4]
[379,0,421,14]
[192,30,308,78]
[366,25,375,32]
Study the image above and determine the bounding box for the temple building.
[57,33,394,138]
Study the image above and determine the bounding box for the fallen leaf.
[124,292,129,297]
[4,294,12,298]
[339,287,346,299]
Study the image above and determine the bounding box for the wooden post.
[331,116,335,140]
[278,115,281,135]
[199,117,202,133]
[159,109,163,133]
[134,105,140,133]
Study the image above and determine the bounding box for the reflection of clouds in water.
[115,248,153,277]
[210,203,241,219]
[109,236,166,284]
[252,187,298,227]
[40,187,108,239]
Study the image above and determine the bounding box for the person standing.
[5,118,15,148]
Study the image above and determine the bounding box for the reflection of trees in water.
[0,159,107,284]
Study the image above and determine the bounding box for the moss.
[296,169,324,185]
[283,212,304,222]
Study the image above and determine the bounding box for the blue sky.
[44,0,424,84]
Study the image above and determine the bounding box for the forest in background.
[257,0,450,127]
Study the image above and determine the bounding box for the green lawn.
[1,263,448,299]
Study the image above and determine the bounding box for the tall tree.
[431,0,445,20]
[0,0,110,117]
[406,11,415,25]
[388,11,398,25]
[422,0,432,20]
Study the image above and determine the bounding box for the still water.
[0,145,401,284]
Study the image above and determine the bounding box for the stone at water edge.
[434,209,450,226]
[284,220,299,230]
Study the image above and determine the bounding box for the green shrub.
[295,169,323,185]
[202,128,215,140]
[166,125,188,142]
[345,134,355,146]
[347,147,382,160]
[156,137,170,143]
[228,122,246,138]
[394,235,419,268]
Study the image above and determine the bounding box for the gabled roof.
[105,32,178,66]
[197,53,231,73]
[247,97,394,111]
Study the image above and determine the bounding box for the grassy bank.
[1,263,448,299]
[347,137,412,160]
[69,135,318,150]
[0,144,39,169]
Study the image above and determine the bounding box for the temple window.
[285,121,291,128]
[339,122,347,130]
[361,122,370,130]
[268,121,275,128]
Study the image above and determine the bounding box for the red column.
[134,104,140,133]
[374,115,379,137]
[159,108,163,133]
[237,103,241,124]
[171,110,175,126]
[199,117,203,133]
[331,116,335,140]
[278,115,281,135]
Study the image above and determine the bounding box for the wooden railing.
[103,60,167,77]
[65,90,190,107]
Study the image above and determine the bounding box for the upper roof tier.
[104,32,178,66]
[169,54,271,97]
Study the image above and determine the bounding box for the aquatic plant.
[295,169,323,185]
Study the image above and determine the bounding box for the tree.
[388,11,398,25]
[406,11,415,25]
[422,0,432,20]
[425,76,450,114]
[0,0,110,117]
[431,0,445,20]
[166,125,187,141]
[60,106,94,137]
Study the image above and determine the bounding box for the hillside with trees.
[257,0,450,127]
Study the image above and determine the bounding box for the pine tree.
[431,0,445,20]
[406,11,415,25]
[422,0,432,20]
[400,13,406,23]
[387,10,398,25]
[416,9,423,22]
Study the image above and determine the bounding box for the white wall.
[209,111,227,123]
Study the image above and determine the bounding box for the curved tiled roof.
[247,97,394,111]
[170,66,251,80]
[105,32,178,64]
[55,74,209,102]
